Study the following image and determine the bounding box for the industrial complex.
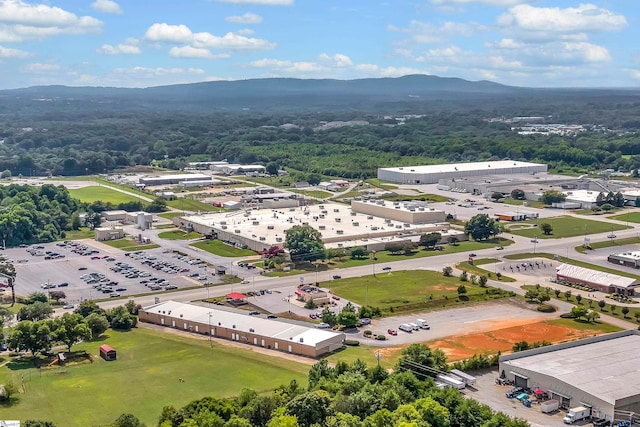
[138,300,345,357]
[500,330,640,423]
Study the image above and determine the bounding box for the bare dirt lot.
[429,321,607,360]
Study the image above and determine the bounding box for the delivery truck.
[540,399,560,414]
[416,319,431,330]
[449,369,476,386]
[436,374,465,390]
[563,406,591,424]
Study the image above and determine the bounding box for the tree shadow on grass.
[6,355,39,371]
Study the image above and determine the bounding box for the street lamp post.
[371,250,376,277]
[208,312,213,347]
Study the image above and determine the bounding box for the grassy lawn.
[364,178,398,190]
[102,239,160,252]
[502,199,546,208]
[609,211,640,224]
[290,189,334,199]
[575,235,640,253]
[96,178,151,199]
[328,270,513,316]
[0,327,308,427]
[62,227,95,240]
[167,198,221,212]
[265,239,510,277]
[382,193,449,203]
[191,240,256,257]
[158,230,201,240]
[547,317,623,333]
[456,259,516,282]
[155,223,178,229]
[323,345,398,369]
[506,252,640,281]
[157,211,186,220]
[505,215,629,239]
[69,186,146,204]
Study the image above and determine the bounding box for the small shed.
[100,344,117,361]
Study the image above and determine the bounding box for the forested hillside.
[0,75,639,178]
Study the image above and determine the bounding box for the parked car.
[359,318,372,326]
[469,253,477,257]
[58,282,69,287]
[63,304,75,309]
[315,323,331,329]
[116,287,127,292]
[332,275,342,279]
[248,311,260,316]
[165,285,178,290]
[387,329,398,336]
[110,292,121,298]
[267,314,278,319]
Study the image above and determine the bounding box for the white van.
[416,319,430,330]
[398,324,413,333]
[408,323,420,331]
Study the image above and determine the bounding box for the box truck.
[449,369,476,386]
[436,374,465,390]
[540,399,560,414]
[563,406,591,424]
[416,319,431,330]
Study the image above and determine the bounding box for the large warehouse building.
[139,301,345,357]
[499,330,640,423]
[556,264,639,296]
[377,160,547,184]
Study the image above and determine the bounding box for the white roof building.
[556,263,638,295]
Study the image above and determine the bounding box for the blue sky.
[0,0,637,89]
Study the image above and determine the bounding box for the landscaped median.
[102,238,160,252]
[505,215,630,239]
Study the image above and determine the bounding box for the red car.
[387,329,398,336]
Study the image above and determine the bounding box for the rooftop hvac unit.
[319,205,325,209]
[267,225,274,230]
[221,221,227,225]
[221,225,227,229]
[336,230,344,234]
[351,212,357,216]
[276,237,283,242]
[252,221,259,225]
[367,216,373,220]
[396,225,402,229]
[352,222,359,226]
[235,229,241,233]
[335,218,341,222]
[259,237,266,241]
[319,225,326,230]
[302,222,308,225]
[334,209,340,212]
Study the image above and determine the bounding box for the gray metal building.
[499,330,640,423]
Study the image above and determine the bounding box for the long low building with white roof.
[555,263,639,296]
[378,160,547,184]
[500,330,640,423]
[139,300,345,358]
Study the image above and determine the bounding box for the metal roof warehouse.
[500,330,640,423]
[139,301,345,357]
[556,263,639,295]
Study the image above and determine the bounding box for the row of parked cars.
[397,319,430,333]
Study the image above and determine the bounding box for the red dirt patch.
[429,321,606,361]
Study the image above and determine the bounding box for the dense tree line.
[1,102,640,179]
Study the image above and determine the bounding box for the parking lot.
[5,241,221,305]
[466,369,577,427]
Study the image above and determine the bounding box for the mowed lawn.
[69,186,146,204]
[609,211,640,224]
[167,198,220,212]
[0,328,309,427]
[329,270,512,315]
[192,240,256,257]
[158,230,201,240]
[506,215,629,239]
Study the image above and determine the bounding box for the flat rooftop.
[379,160,546,174]
[181,202,449,245]
[143,300,342,348]
[503,332,640,404]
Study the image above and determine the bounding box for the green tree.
[85,312,110,339]
[337,302,359,329]
[570,306,588,320]
[512,341,530,352]
[418,232,441,249]
[110,413,146,427]
[575,294,582,304]
[464,214,499,241]
[7,320,52,358]
[108,305,136,330]
[478,275,488,287]
[48,290,66,303]
[539,190,567,205]
[442,266,453,277]
[587,311,600,323]
[396,343,448,372]
[146,197,168,213]
[266,415,298,427]
[457,285,467,297]
[564,290,572,301]
[598,299,606,311]
[18,301,54,321]
[540,223,553,235]
[53,313,92,352]
[321,307,337,326]
[510,189,525,200]
[28,292,49,304]
[75,299,106,318]
[490,192,503,201]
[285,225,325,263]
[459,271,468,282]
[350,247,369,259]
[622,306,630,319]
[24,422,56,427]
[285,391,332,427]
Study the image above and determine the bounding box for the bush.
[375,335,386,341]
[363,330,373,337]
[537,303,557,313]
[344,340,360,346]
[304,299,317,309]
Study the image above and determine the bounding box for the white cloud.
[114,66,205,76]
[169,46,218,59]
[431,0,526,6]
[91,0,122,14]
[236,28,255,36]
[497,4,627,40]
[225,13,263,25]
[193,31,275,50]
[97,38,140,55]
[389,20,484,45]
[144,23,275,52]
[144,23,193,44]
[318,53,352,67]
[561,42,611,62]
[215,0,293,5]
[0,44,29,58]
[0,0,102,43]
[250,58,322,73]
[488,38,523,49]
[22,63,61,73]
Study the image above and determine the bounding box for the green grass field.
[328,270,512,315]
[156,211,185,220]
[0,327,309,426]
[102,239,160,252]
[575,235,640,253]
[609,211,640,224]
[191,240,256,257]
[69,186,146,204]
[158,230,201,240]
[456,260,516,282]
[62,228,95,240]
[167,198,221,212]
[506,215,629,239]
[502,199,546,208]
[290,189,334,199]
